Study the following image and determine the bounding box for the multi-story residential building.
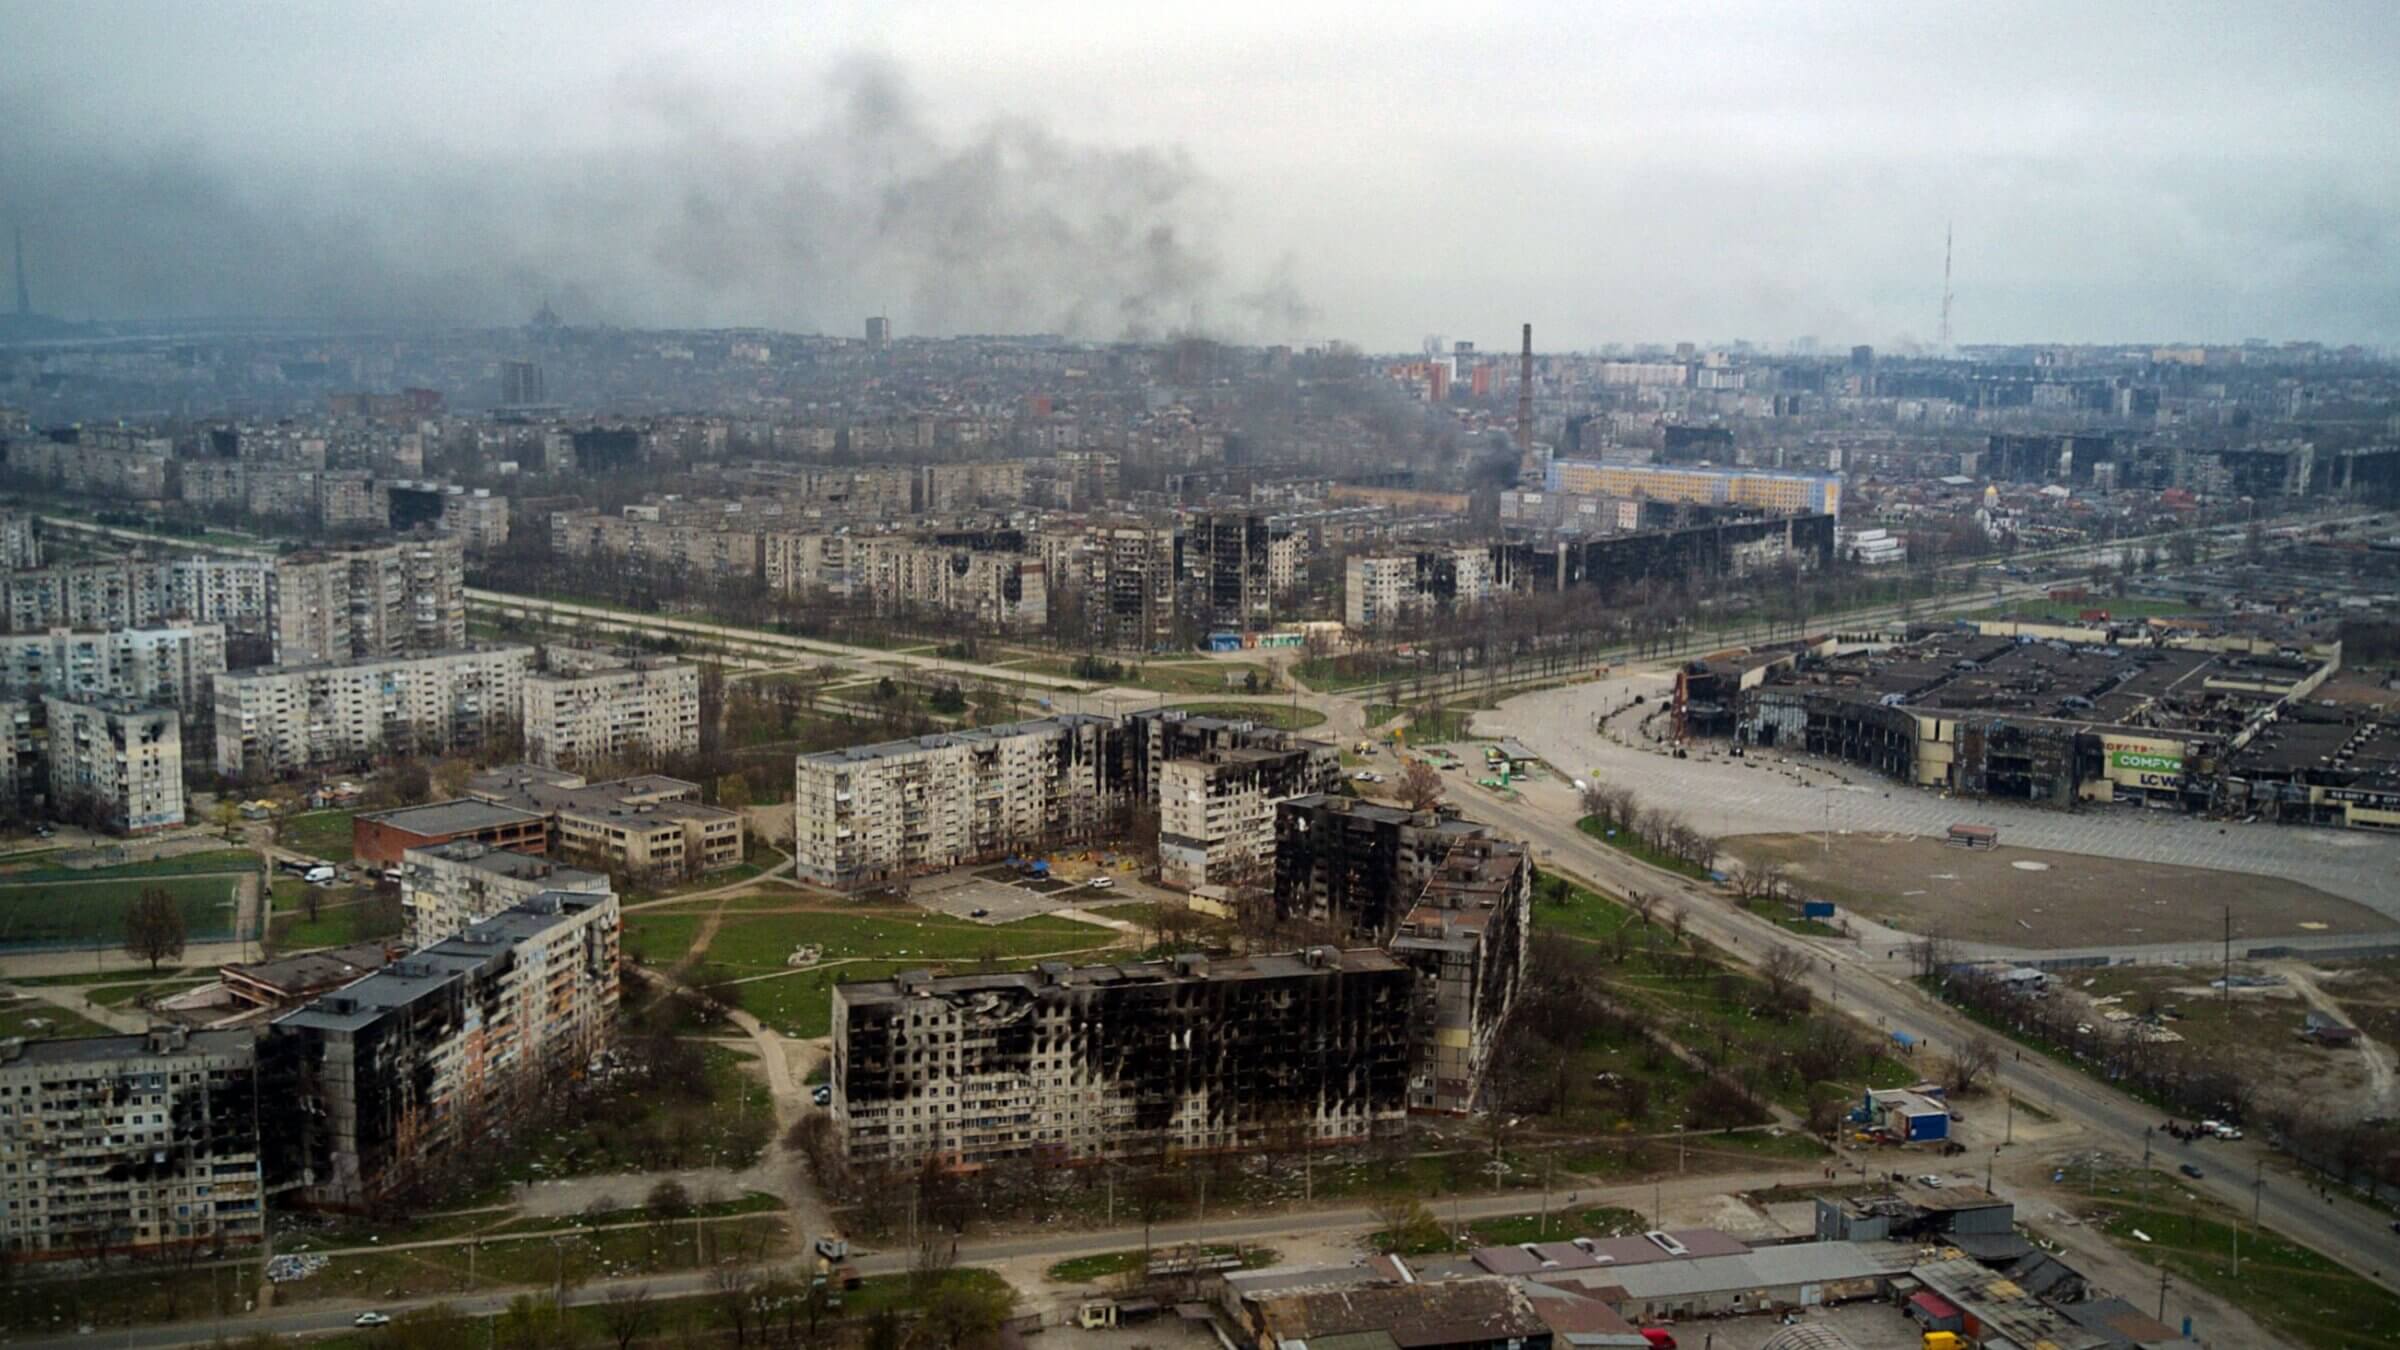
[4,554,271,640]
[846,536,1048,630]
[1545,461,1841,518]
[1157,745,1341,890]
[45,696,184,833]
[268,890,620,1208]
[1272,795,1495,939]
[397,841,609,947]
[468,764,746,878]
[831,948,1412,1169]
[1343,549,1498,629]
[164,558,274,638]
[269,535,466,667]
[1086,526,1176,651]
[1179,512,1297,630]
[0,624,225,710]
[2,437,172,502]
[0,701,30,815]
[211,644,533,777]
[440,488,509,553]
[550,508,765,579]
[792,715,1127,888]
[0,510,38,569]
[0,1027,264,1263]
[522,657,699,769]
[1387,833,1532,1114]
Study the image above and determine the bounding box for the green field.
[0,997,114,1038]
[498,1043,775,1180]
[1166,701,1327,730]
[268,892,402,952]
[279,809,357,861]
[0,873,246,948]
[625,904,1115,976]
[2082,1168,2400,1349]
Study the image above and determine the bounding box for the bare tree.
[1947,1033,2002,1096]
[1398,759,1445,812]
[1760,945,1812,1019]
[599,1284,655,1350]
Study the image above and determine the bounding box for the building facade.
[268,890,620,1209]
[269,535,467,667]
[1343,549,1498,629]
[398,841,610,947]
[44,696,184,833]
[1157,745,1340,891]
[832,948,1411,1169]
[468,765,747,878]
[211,644,534,777]
[522,659,700,769]
[0,1027,264,1263]
[793,715,1127,888]
[0,624,226,711]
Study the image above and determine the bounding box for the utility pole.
[2005,1091,2015,1146]
[2156,1268,2170,1321]
[2253,1157,2264,1224]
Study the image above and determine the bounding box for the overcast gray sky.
[4,1,2395,350]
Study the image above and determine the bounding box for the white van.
[303,865,337,884]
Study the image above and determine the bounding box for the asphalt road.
[1457,776,2400,1296]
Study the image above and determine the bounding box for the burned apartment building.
[267,890,619,1209]
[1490,513,1835,594]
[1388,834,1533,1114]
[1180,512,1302,631]
[1273,795,1498,939]
[0,1027,264,1263]
[1734,627,2341,813]
[831,948,1413,1169]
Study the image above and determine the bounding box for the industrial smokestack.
[1516,323,1533,451]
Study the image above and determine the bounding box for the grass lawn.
[1166,700,1327,730]
[278,809,357,861]
[1368,703,1480,743]
[2080,1167,2400,1349]
[1575,816,1712,880]
[1,1261,256,1334]
[735,961,919,1038]
[88,977,210,1008]
[0,997,114,1038]
[276,1213,791,1306]
[497,1044,775,1181]
[1380,1204,1648,1254]
[0,872,246,947]
[269,889,402,952]
[628,905,1114,977]
[0,848,259,882]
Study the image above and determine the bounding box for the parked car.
[2180,1163,2205,1179]
[1086,877,1114,889]
[354,1311,392,1327]
[969,907,989,918]
[812,1084,833,1107]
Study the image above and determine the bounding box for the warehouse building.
[831,948,1413,1169]
[268,890,620,1209]
[0,1027,264,1263]
[1734,628,2341,814]
[352,797,550,867]
[470,764,746,878]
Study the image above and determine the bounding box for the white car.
[1085,877,1115,889]
[354,1311,392,1327]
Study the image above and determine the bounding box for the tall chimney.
[1516,323,1533,452]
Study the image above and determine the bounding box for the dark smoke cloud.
[0,56,1312,341]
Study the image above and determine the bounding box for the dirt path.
[14,981,148,1034]
[2276,961,2396,1111]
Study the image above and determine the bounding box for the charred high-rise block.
[1272,795,1487,941]
[1389,835,1532,1114]
[832,947,1410,1169]
[268,890,619,1209]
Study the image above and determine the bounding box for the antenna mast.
[1938,223,1954,349]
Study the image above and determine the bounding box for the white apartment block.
[439,489,510,552]
[0,624,226,711]
[211,644,533,777]
[0,510,38,569]
[399,840,610,947]
[267,535,467,668]
[793,715,1124,888]
[44,696,185,834]
[0,1028,264,1263]
[1157,745,1340,891]
[522,659,699,769]
[1343,548,1497,629]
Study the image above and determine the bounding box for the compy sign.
[2108,742,2184,789]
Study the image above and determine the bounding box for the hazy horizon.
[5,2,2395,350]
